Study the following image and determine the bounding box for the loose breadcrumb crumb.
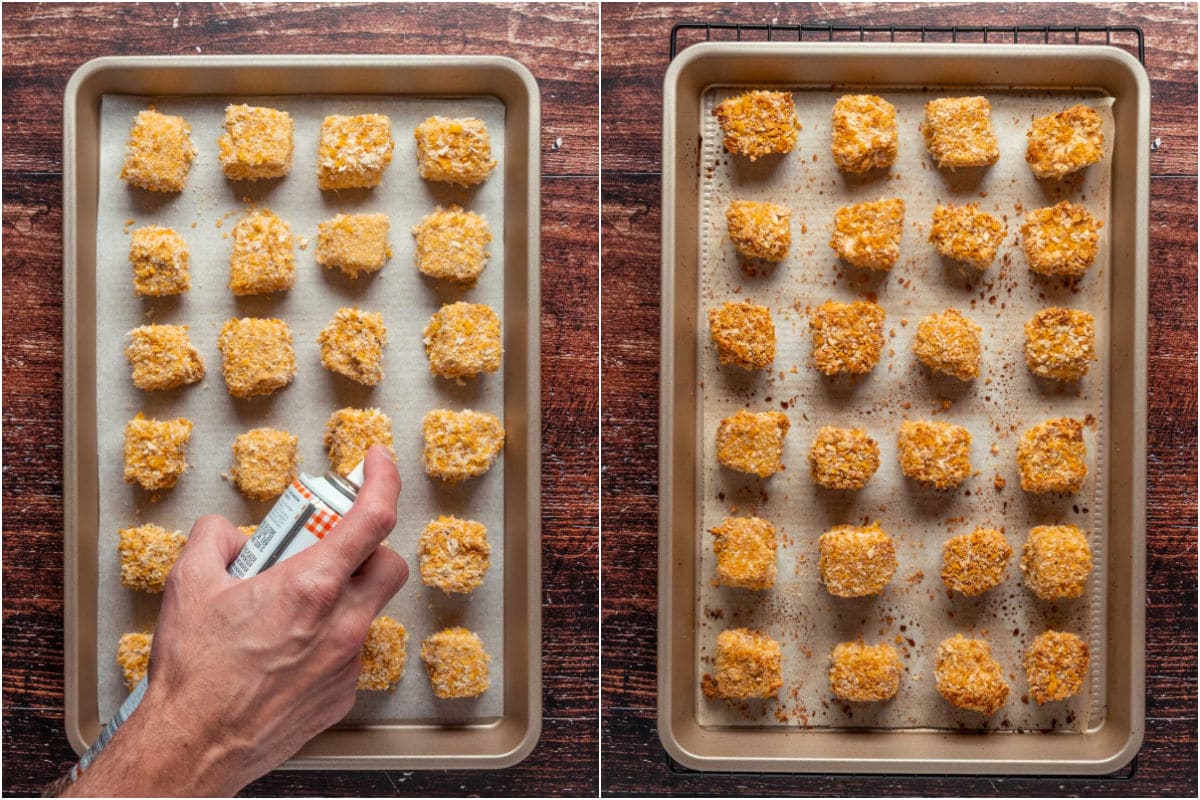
[421,627,490,698]
[317,113,394,190]
[935,634,1009,714]
[229,209,295,295]
[897,420,972,490]
[318,307,387,386]
[123,413,193,491]
[324,408,396,477]
[1021,201,1102,278]
[708,301,776,370]
[711,516,777,590]
[831,94,898,174]
[818,523,897,597]
[929,203,1007,269]
[829,198,905,271]
[419,515,491,594]
[1016,418,1087,494]
[316,214,391,277]
[941,528,1012,596]
[715,409,789,478]
[922,97,1000,169]
[702,628,783,699]
[118,524,185,593]
[218,104,294,180]
[422,409,505,483]
[121,108,195,192]
[712,90,800,160]
[412,205,492,284]
[117,632,153,690]
[1026,105,1104,179]
[424,302,503,380]
[413,116,498,187]
[357,616,408,691]
[809,300,886,376]
[1024,307,1096,381]
[829,641,903,702]
[125,325,205,391]
[130,226,190,296]
[913,309,982,381]
[807,426,879,490]
[231,427,298,501]
[726,200,792,262]
[1024,630,1089,703]
[218,318,296,398]
[1021,524,1092,600]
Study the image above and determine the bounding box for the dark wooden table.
[2,3,598,796]
[601,2,1197,795]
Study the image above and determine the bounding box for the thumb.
[182,514,249,571]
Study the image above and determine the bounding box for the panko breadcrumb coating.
[1021,525,1092,600]
[831,94,898,174]
[130,225,190,297]
[922,97,1000,169]
[829,641,903,702]
[413,116,498,187]
[929,203,1006,270]
[238,525,257,537]
[424,302,503,380]
[412,205,492,284]
[1017,418,1087,494]
[1024,630,1090,704]
[419,515,491,594]
[818,523,897,597]
[725,200,792,262]
[123,413,192,491]
[218,318,296,398]
[1026,105,1104,180]
[317,113,394,190]
[120,108,195,192]
[218,104,293,181]
[422,409,505,483]
[125,325,205,391]
[118,524,185,593]
[935,634,1009,714]
[117,632,153,690]
[807,426,879,490]
[318,307,388,386]
[1024,307,1096,381]
[715,410,789,478]
[1020,201,1102,278]
[231,427,298,501]
[316,214,391,277]
[710,516,777,590]
[324,408,395,477]
[421,627,490,698]
[941,528,1012,596]
[712,90,800,160]
[357,616,408,692]
[913,309,982,381]
[703,628,783,700]
[897,420,972,490]
[830,198,905,271]
[229,208,295,295]
[809,300,886,376]
[707,301,775,370]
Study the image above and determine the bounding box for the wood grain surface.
[600,2,1197,796]
[2,3,598,796]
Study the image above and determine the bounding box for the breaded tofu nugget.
[421,627,490,698]
[218,318,296,398]
[1026,105,1104,180]
[702,628,783,700]
[929,203,1007,270]
[818,523,897,597]
[1021,524,1092,600]
[897,420,972,490]
[238,525,257,537]
[422,409,505,483]
[707,300,775,370]
[412,205,492,285]
[715,409,789,478]
[712,90,800,160]
[316,213,391,278]
[419,515,491,594]
[413,116,498,187]
[830,198,905,271]
[117,632,153,690]
[913,309,982,381]
[317,113,394,190]
[229,208,295,295]
[1017,417,1087,494]
[922,97,1000,169]
[831,94,898,174]
[807,426,880,490]
[357,616,408,692]
[725,200,792,262]
[829,641,903,702]
[118,523,186,593]
[324,408,395,477]
[130,225,190,297]
[231,427,299,501]
[941,528,1012,596]
[1020,201,1102,278]
[318,307,388,386]
[1024,630,1090,704]
[710,516,777,590]
[123,413,192,491]
[125,324,205,391]
[424,302,503,380]
[120,108,196,192]
[935,634,1009,714]
[218,104,294,181]
[809,300,886,376]
[1024,307,1096,381]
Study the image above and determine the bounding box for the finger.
[346,546,409,616]
[180,514,248,571]
[306,447,401,578]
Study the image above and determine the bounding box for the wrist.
[129,687,244,796]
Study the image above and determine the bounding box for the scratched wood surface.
[600,2,1197,795]
[2,3,598,796]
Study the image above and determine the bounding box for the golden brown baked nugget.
[419,515,491,594]
[921,97,1000,169]
[325,408,395,477]
[424,302,503,380]
[1024,307,1096,381]
[831,94,898,174]
[231,427,298,501]
[422,409,505,483]
[1021,524,1092,600]
[1026,105,1104,180]
[412,205,492,285]
[413,116,498,186]
[725,200,792,262]
[1020,201,1102,278]
[1017,417,1087,494]
[707,301,775,370]
[913,309,982,381]
[316,213,391,277]
[818,523,897,597]
[117,632,153,690]
[712,90,800,160]
[318,307,387,386]
[421,627,490,698]
[218,317,296,398]
[929,203,1007,270]
[123,413,192,491]
[941,528,1012,596]
[808,300,886,376]
[317,113,394,190]
[703,628,783,700]
[897,420,972,490]
[807,426,879,490]
[129,225,190,297]
[710,516,777,590]
[218,104,294,181]
[829,198,905,271]
[935,634,1009,714]
[118,524,186,593]
[120,108,195,192]
[229,208,295,296]
[1024,630,1089,704]
[829,641,903,702]
[357,616,408,691]
[125,324,205,391]
[715,409,789,478]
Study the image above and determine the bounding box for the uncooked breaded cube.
[935,634,1009,715]
[218,104,294,181]
[130,225,190,297]
[357,616,408,691]
[897,420,972,490]
[117,632,153,691]
[807,426,879,490]
[1016,417,1087,494]
[707,301,775,370]
[1021,524,1093,600]
[125,325,205,391]
[929,203,1007,270]
[726,200,792,262]
[809,300,886,376]
[229,209,295,295]
[316,213,391,278]
[324,407,396,477]
[711,90,799,161]
[422,409,505,483]
[316,113,394,190]
[120,108,196,192]
[419,515,491,594]
[123,413,193,491]
[921,97,1000,169]
[1026,105,1104,180]
[710,516,777,590]
[831,94,898,174]
[941,528,1012,596]
[423,302,503,380]
[1024,307,1096,381]
[218,318,296,398]
[413,116,498,187]
[715,409,789,478]
[702,628,783,700]
[231,427,298,501]
[818,523,897,597]
[118,523,186,593]
[412,205,492,285]
[830,198,904,271]
[1020,201,1102,278]
[421,627,490,698]
[829,641,903,702]
[318,307,387,386]
[913,309,982,381]
[1024,630,1089,704]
